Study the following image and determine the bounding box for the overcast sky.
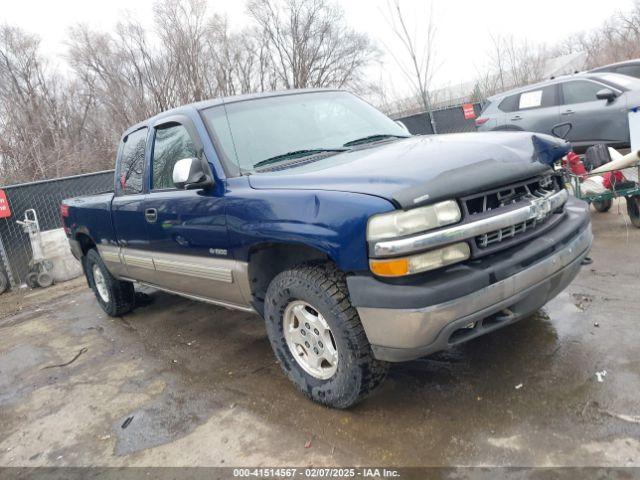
[1,0,635,99]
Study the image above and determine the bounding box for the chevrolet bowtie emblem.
[531,197,552,221]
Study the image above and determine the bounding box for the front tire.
[264,263,388,408]
[85,249,135,316]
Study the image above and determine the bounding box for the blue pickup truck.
[62,89,592,408]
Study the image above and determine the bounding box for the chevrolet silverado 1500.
[62,89,592,408]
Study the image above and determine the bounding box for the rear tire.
[593,199,612,212]
[264,263,388,408]
[627,196,640,228]
[85,249,135,316]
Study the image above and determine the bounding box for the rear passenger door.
[142,117,247,307]
[506,85,561,135]
[108,127,157,282]
[559,80,627,146]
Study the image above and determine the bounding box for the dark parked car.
[476,73,640,151]
[590,58,640,79]
[62,89,592,408]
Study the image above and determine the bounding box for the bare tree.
[0,25,111,183]
[489,34,506,91]
[548,1,640,71]
[247,0,378,89]
[383,0,439,133]
[471,35,548,102]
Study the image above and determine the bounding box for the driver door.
[142,116,248,308]
[559,80,627,146]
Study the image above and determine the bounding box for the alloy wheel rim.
[283,300,338,380]
[92,264,109,303]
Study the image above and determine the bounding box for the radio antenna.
[221,96,242,176]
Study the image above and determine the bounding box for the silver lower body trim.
[153,256,233,283]
[357,224,592,361]
[96,244,253,309]
[128,279,256,313]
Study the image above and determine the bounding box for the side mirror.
[172,157,213,190]
[596,88,617,102]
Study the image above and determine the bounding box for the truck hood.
[247,131,570,208]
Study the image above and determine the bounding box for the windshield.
[201,91,409,174]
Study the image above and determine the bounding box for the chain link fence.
[0,171,114,290]
[395,103,482,135]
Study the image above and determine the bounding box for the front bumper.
[348,198,592,362]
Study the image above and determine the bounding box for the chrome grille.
[465,174,557,216]
[463,174,561,250]
[477,218,538,248]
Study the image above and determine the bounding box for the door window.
[561,81,603,104]
[117,128,147,195]
[498,94,519,112]
[151,123,198,190]
[517,85,557,110]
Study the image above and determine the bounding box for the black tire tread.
[85,249,135,316]
[627,196,640,228]
[265,262,388,408]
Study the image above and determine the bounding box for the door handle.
[562,109,575,116]
[145,208,158,223]
[510,115,522,121]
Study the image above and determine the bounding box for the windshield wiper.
[342,134,409,147]
[252,149,347,170]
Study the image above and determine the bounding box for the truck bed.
[63,193,116,246]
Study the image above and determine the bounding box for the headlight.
[369,242,471,277]
[367,200,461,241]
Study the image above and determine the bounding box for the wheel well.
[248,243,330,304]
[76,233,96,256]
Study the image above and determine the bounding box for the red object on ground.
[0,189,11,218]
[562,151,588,179]
[463,103,476,120]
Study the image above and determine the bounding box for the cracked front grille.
[477,218,538,248]
[464,174,557,216]
[462,174,562,252]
